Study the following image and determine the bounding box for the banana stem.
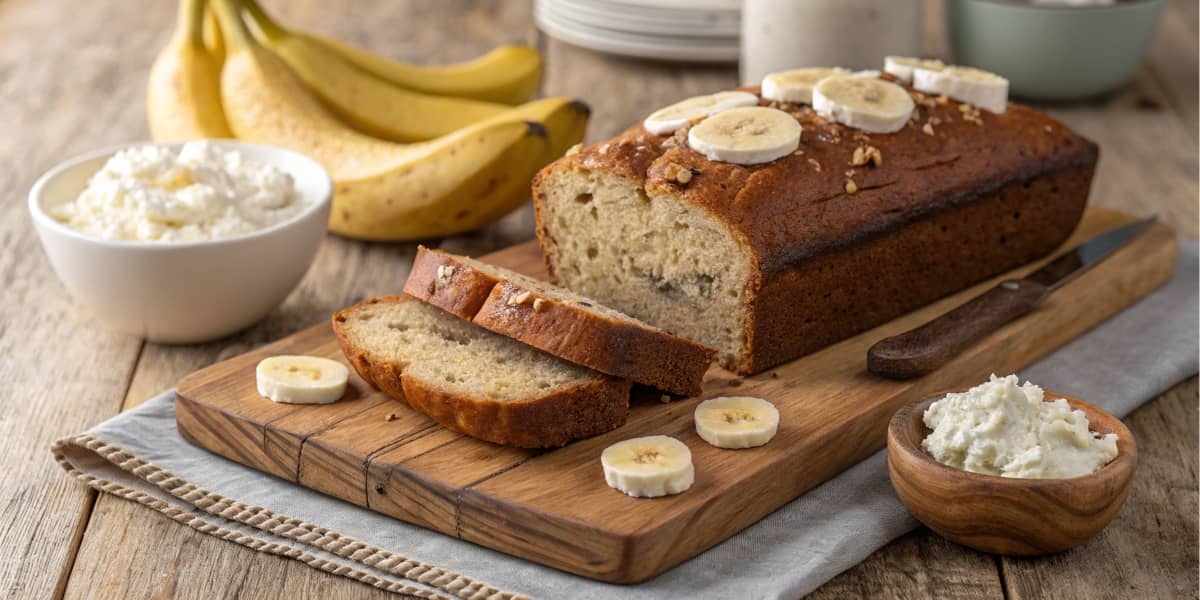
[177,0,207,46]
[209,0,252,52]
[239,0,286,41]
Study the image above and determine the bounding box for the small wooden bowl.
[887,390,1137,555]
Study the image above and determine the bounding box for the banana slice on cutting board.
[687,106,801,165]
[812,75,915,134]
[601,435,695,498]
[913,66,1009,114]
[883,56,944,83]
[761,67,849,104]
[256,355,349,405]
[643,91,759,135]
[694,396,780,449]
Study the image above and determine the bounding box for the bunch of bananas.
[146,0,588,240]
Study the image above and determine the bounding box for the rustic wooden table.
[1,1,1196,598]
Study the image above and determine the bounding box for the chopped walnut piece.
[532,298,547,312]
[850,147,866,166]
[507,291,533,306]
[845,179,859,194]
[911,91,936,109]
[922,122,935,136]
[672,125,690,148]
[850,145,883,168]
[665,164,696,185]
[807,158,822,172]
[958,103,984,125]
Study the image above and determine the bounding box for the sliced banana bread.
[332,295,630,448]
[404,246,716,397]
[532,81,1095,374]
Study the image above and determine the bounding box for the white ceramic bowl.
[29,140,332,343]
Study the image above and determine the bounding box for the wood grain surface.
[0,0,1193,598]
[175,208,1174,583]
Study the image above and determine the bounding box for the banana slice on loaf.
[812,75,915,133]
[761,67,849,104]
[687,106,802,165]
[913,65,1009,114]
[883,56,945,83]
[642,91,759,135]
[404,246,715,397]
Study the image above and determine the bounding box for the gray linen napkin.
[54,242,1199,600]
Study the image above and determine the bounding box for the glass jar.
[740,0,923,84]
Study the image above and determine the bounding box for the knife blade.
[867,217,1158,380]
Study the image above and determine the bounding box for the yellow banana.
[377,98,590,238]
[337,96,588,238]
[387,98,589,236]
[312,36,541,105]
[146,0,232,141]
[239,0,511,142]
[211,0,577,241]
[338,122,549,239]
[203,3,224,65]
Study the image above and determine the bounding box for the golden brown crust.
[400,374,629,449]
[535,80,1097,275]
[331,296,631,448]
[405,247,715,396]
[532,78,1098,375]
[402,247,495,320]
[741,165,1091,373]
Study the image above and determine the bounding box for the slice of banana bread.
[532,79,1095,374]
[332,295,630,448]
[404,246,715,397]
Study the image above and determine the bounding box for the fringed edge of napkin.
[51,433,527,600]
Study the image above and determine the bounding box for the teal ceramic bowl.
[946,0,1166,100]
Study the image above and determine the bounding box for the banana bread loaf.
[532,78,1096,374]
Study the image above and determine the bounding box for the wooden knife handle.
[867,279,1048,380]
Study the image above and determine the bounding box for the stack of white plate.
[534,0,741,63]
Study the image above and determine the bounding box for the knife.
[867,217,1158,380]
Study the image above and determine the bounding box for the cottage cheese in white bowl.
[29,140,332,343]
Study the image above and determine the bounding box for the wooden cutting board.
[175,207,1176,583]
